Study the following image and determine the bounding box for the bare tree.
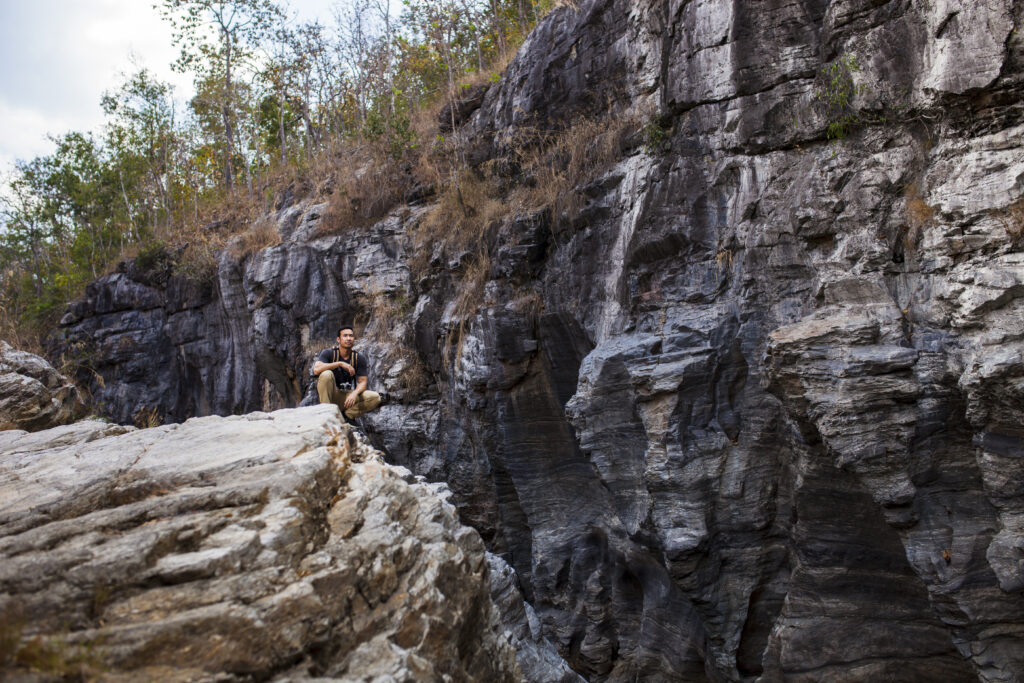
[334,0,375,134]
[160,0,283,191]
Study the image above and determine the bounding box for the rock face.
[0,405,526,681]
[54,0,1024,680]
[0,340,84,431]
[488,553,587,683]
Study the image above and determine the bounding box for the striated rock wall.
[54,0,1024,680]
[53,209,410,426]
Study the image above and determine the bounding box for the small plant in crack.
[643,117,669,152]
[815,54,872,140]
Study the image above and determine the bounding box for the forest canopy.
[0,0,565,348]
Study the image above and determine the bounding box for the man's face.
[338,329,355,349]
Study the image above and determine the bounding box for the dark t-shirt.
[317,347,369,390]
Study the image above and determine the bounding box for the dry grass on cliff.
[133,406,163,429]
[405,111,637,369]
[98,182,275,287]
[362,288,432,398]
[175,185,269,250]
[994,198,1024,247]
[361,287,410,341]
[442,257,490,368]
[514,112,636,218]
[227,218,282,263]
[411,112,637,276]
[409,170,506,276]
[172,232,222,284]
[904,182,936,251]
[318,150,416,236]
[314,56,526,240]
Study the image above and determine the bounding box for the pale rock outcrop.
[0,340,84,432]
[0,405,523,681]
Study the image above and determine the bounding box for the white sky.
[0,0,344,177]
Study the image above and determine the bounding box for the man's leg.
[317,371,346,412]
[344,390,381,419]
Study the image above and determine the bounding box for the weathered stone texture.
[54,0,1024,680]
[0,406,524,681]
[0,340,84,432]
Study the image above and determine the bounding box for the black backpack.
[298,349,358,407]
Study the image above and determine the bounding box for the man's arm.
[343,376,369,409]
[313,358,356,376]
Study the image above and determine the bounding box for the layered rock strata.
[0,405,531,681]
[54,0,1024,680]
[0,341,84,432]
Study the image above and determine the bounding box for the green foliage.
[643,118,668,152]
[815,54,868,140]
[365,110,418,160]
[257,92,302,158]
[0,127,147,330]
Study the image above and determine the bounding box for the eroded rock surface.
[0,340,84,432]
[0,405,524,681]
[54,0,1024,680]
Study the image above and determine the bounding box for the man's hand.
[338,361,355,376]
[344,392,358,410]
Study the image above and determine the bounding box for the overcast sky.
[0,0,340,177]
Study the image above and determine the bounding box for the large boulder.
[0,341,84,432]
[0,405,523,681]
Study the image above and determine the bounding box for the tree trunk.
[490,0,507,56]
[222,28,235,191]
[30,240,44,298]
[118,168,137,242]
[461,2,484,70]
[279,88,287,165]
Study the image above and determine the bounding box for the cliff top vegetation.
[0,0,575,354]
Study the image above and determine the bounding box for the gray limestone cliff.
[53,0,1024,680]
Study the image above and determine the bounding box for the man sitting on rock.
[313,325,381,421]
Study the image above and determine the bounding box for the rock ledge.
[0,406,522,681]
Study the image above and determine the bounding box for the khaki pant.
[317,371,381,419]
